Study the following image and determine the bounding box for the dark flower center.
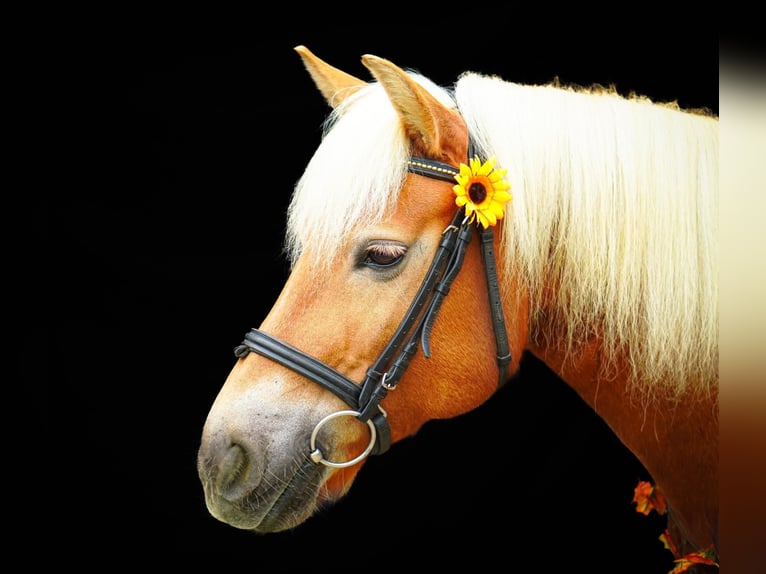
[469,182,487,204]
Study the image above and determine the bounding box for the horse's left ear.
[361,54,465,161]
[295,45,367,108]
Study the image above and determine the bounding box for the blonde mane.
[286,71,719,398]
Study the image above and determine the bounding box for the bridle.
[233,150,511,468]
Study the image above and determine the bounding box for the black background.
[45,20,716,571]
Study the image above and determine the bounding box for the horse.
[197,46,718,567]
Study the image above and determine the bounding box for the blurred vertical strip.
[719,51,766,574]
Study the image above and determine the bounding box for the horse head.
[197,47,527,532]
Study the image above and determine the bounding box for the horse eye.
[362,242,407,268]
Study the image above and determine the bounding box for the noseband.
[234,151,511,467]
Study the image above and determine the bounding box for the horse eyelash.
[361,241,408,268]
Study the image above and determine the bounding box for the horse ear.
[294,45,367,108]
[361,54,464,161]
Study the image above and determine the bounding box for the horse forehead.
[395,175,459,224]
[302,174,458,271]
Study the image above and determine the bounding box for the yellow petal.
[493,190,512,203]
[490,203,505,218]
[477,163,490,177]
[488,169,507,183]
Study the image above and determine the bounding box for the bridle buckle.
[380,371,397,390]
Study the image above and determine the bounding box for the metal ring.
[309,410,377,468]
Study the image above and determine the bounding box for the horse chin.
[203,458,329,533]
[204,460,363,533]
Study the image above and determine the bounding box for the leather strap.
[235,331,392,455]
[479,227,512,386]
[235,330,360,406]
[356,208,467,422]
[420,219,473,357]
[406,158,459,182]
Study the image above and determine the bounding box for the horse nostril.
[219,443,245,486]
[216,443,255,501]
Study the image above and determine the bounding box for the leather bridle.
[234,152,511,468]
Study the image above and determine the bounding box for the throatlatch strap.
[479,227,512,386]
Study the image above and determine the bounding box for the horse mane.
[286,70,719,399]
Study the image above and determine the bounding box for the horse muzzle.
[196,384,372,532]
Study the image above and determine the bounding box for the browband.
[406,157,460,182]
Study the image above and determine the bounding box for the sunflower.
[453,156,512,229]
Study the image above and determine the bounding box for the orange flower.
[632,480,667,516]
[668,546,719,573]
[660,529,680,557]
[634,481,719,572]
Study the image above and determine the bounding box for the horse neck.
[525,332,719,554]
